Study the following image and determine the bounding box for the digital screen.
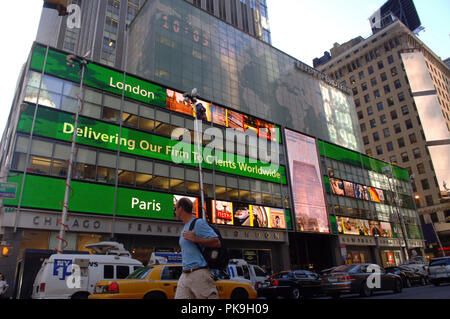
[233,204,251,227]
[370,221,382,236]
[354,184,365,200]
[341,217,359,235]
[285,129,329,233]
[358,219,371,236]
[269,208,287,229]
[227,109,244,131]
[380,222,393,238]
[212,200,233,225]
[368,187,381,203]
[344,181,355,198]
[330,178,345,196]
[167,89,194,117]
[249,205,271,228]
[209,104,227,127]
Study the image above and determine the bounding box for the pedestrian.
[174,197,220,299]
[0,273,9,299]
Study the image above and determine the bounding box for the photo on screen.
[209,104,227,127]
[362,186,370,201]
[375,188,386,203]
[370,221,382,236]
[233,204,251,227]
[342,217,359,235]
[269,208,287,229]
[337,217,344,234]
[380,222,393,238]
[344,181,355,198]
[213,200,233,225]
[257,120,278,142]
[354,184,365,200]
[357,219,371,236]
[244,115,258,135]
[167,89,194,116]
[227,109,244,130]
[368,187,381,203]
[330,178,345,196]
[250,205,270,228]
[193,98,210,121]
[174,195,199,218]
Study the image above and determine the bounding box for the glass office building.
[0,1,424,292]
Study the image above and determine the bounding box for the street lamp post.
[183,89,207,221]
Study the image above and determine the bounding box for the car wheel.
[71,292,90,299]
[289,288,301,300]
[393,279,402,294]
[405,278,411,288]
[360,282,373,298]
[144,291,167,299]
[231,288,249,300]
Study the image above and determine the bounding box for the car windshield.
[127,266,153,279]
[330,265,358,273]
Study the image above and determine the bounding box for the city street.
[317,283,450,299]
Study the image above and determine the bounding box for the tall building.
[314,20,450,258]
[35,0,271,70]
[0,0,424,298]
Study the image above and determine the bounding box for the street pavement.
[318,283,450,299]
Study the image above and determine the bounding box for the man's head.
[175,197,194,221]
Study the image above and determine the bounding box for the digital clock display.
[162,15,209,47]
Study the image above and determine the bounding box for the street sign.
[0,182,18,199]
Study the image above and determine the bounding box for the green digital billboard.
[5,174,175,221]
[30,45,167,108]
[18,104,286,184]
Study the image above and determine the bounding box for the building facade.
[0,0,425,298]
[315,20,450,257]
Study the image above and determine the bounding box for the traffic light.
[1,244,12,257]
[43,0,69,16]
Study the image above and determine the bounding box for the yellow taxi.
[89,264,258,299]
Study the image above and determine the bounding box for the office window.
[363,136,370,145]
[368,66,374,74]
[381,72,387,81]
[364,94,370,103]
[370,119,376,128]
[394,123,401,134]
[359,71,365,79]
[401,105,409,115]
[362,82,368,91]
[390,110,398,120]
[405,119,413,129]
[421,179,430,190]
[389,155,397,164]
[398,92,405,102]
[387,55,394,64]
[417,163,425,174]
[401,152,409,162]
[376,102,384,111]
[391,67,398,76]
[373,132,380,142]
[409,133,417,144]
[378,61,384,70]
[386,141,394,152]
[394,79,402,89]
[426,196,434,207]
[413,148,422,159]
[358,111,364,120]
[367,106,373,116]
[384,85,391,94]
[380,114,387,124]
[350,76,356,85]
[383,128,390,137]
[397,137,405,148]
[387,97,394,106]
[376,145,383,155]
[355,99,361,107]
[374,89,380,98]
[360,123,367,132]
[371,77,377,87]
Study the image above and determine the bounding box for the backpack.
[189,218,229,270]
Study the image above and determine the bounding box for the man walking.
[174,197,220,299]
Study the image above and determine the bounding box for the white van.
[226,259,269,287]
[32,242,143,299]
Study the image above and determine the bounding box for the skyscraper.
[35,0,271,70]
[314,20,450,257]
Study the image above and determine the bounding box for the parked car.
[257,270,323,299]
[89,264,258,299]
[226,259,269,287]
[385,266,427,287]
[401,256,429,277]
[428,256,450,286]
[321,263,402,299]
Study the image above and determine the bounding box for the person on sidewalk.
[174,197,220,299]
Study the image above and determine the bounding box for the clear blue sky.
[267,0,450,65]
[0,0,448,136]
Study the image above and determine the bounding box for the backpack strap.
[188,218,203,252]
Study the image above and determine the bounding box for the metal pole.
[57,60,87,253]
[194,118,206,221]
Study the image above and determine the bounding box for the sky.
[0,0,449,138]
